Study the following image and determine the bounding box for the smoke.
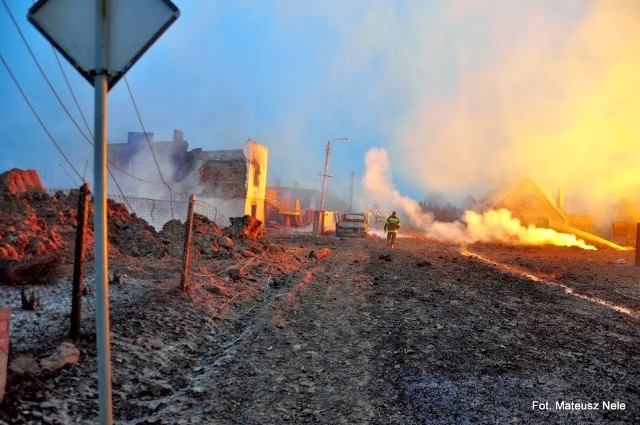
[363,147,596,250]
[386,0,640,225]
[363,147,434,229]
[463,209,595,250]
[106,132,202,199]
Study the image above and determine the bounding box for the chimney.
[274,179,281,188]
[173,129,184,143]
[293,181,299,189]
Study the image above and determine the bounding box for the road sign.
[28,1,179,423]
[28,0,179,90]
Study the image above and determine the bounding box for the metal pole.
[349,171,355,213]
[319,137,349,212]
[317,137,348,235]
[94,0,113,423]
[636,223,640,266]
[319,140,331,212]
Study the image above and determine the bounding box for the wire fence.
[47,188,230,231]
[193,199,231,229]
[178,195,261,294]
[45,187,237,291]
[108,194,230,230]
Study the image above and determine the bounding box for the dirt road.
[2,233,639,424]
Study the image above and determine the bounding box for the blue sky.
[1,1,639,217]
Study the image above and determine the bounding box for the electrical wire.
[123,75,184,215]
[51,44,94,140]
[1,0,93,144]
[123,76,179,195]
[60,163,82,187]
[0,52,84,183]
[1,0,142,209]
[1,0,177,196]
[3,0,189,209]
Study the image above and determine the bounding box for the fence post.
[636,223,640,267]
[180,194,196,291]
[0,308,10,404]
[70,183,91,341]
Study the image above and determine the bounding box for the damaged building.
[107,130,268,225]
[473,178,566,228]
[265,181,319,227]
[474,178,628,250]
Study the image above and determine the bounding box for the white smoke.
[362,147,434,229]
[363,147,596,250]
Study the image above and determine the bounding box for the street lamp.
[319,137,349,212]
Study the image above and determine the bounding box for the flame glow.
[464,209,596,250]
[363,148,596,250]
[383,0,640,225]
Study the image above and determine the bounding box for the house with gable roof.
[473,178,627,250]
[473,178,565,228]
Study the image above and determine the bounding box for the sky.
[1,0,639,225]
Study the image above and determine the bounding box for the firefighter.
[384,211,401,248]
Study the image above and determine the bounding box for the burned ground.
[1,229,638,424]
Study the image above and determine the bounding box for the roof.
[473,178,565,222]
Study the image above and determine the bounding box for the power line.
[123,75,183,212]
[1,0,93,144]
[2,1,188,205]
[123,76,175,191]
[1,0,144,210]
[1,1,162,212]
[60,163,81,187]
[0,52,84,182]
[2,1,172,189]
[51,44,93,140]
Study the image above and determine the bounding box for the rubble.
[107,199,167,259]
[308,247,331,260]
[39,341,80,372]
[0,168,45,194]
[228,215,263,238]
[0,254,61,285]
[1,169,636,423]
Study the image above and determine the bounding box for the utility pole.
[316,137,348,235]
[319,137,349,212]
[349,171,356,213]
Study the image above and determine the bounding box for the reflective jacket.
[385,216,400,232]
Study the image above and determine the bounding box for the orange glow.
[464,209,596,250]
[397,1,640,226]
[363,148,597,250]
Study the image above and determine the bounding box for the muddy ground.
[1,231,639,424]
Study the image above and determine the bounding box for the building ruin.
[107,130,268,225]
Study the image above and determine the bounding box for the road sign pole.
[28,1,179,422]
[94,0,113,423]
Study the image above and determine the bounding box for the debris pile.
[0,169,168,284]
[0,170,74,284]
[0,169,268,285]
[107,199,167,259]
[228,215,263,238]
[0,168,45,194]
[160,213,264,260]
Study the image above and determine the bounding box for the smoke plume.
[387,0,640,225]
[363,147,595,250]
